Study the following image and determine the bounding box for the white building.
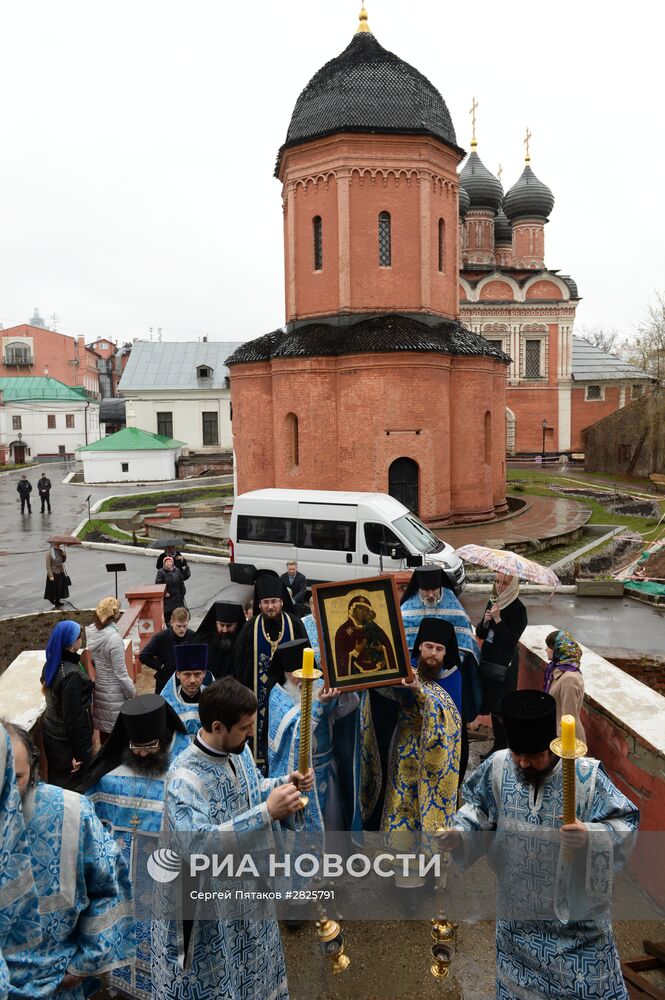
[78,426,184,483]
[0,377,100,464]
[119,341,243,451]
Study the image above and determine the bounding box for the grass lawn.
[98,484,233,512]
[507,473,665,539]
[78,519,150,544]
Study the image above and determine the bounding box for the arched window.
[438,218,445,272]
[313,216,323,271]
[286,412,299,468]
[484,411,492,465]
[378,211,391,267]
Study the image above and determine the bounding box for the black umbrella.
[156,537,185,549]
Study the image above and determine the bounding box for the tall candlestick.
[550,714,587,862]
[293,648,321,808]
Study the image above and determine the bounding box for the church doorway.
[389,457,419,514]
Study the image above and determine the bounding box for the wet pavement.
[0,463,237,623]
[435,494,592,549]
[1,464,663,653]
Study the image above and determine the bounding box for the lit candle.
[560,715,575,755]
[301,648,315,679]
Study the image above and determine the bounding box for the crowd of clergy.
[0,563,639,1000]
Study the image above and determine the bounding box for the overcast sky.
[1,0,662,346]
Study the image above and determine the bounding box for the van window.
[392,514,444,554]
[237,515,297,544]
[364,522,402,555]
[297,519,356,551]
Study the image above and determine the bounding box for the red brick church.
[227,8,509,524]
[458,116,654,454]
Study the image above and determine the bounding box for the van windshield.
[392,514,445,554]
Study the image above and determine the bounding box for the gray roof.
[276,31,463,175]
[119,341,244,391]
[572,337,653,382]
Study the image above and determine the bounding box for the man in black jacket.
[138,607,195,693]
[16,475,32,513]
[279,561,307,605]
[37,473,52,513]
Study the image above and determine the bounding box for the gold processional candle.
[551,713,587,862]
[294,647,321,808]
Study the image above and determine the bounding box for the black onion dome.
[226,315,510,365]
[503,164,554,221]
[494,207,512,244]
[275,31,463,175]
[458,184,471,219]
[459,151,503,213]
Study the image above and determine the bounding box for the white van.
[229,489,465,590]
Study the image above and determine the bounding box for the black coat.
[155,567,187,615]
[41,651,94,765]
[17,480,32,497]
[138,625,196,692]
[38,477,52,495]
[476,597,528,714]
[279,570,307,604]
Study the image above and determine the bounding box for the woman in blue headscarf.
[40,620,94,788]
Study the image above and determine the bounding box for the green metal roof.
[0,376,91,402]
[78,426,186,452]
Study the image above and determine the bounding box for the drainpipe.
[84,401,90,445]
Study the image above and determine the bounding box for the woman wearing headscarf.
[44,542,69,608]
[85,597,135,744]
[544,629,586,741]
[475,573,528,755]
[155,555,187,625]
[40,620,93,787]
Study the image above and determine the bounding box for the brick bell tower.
[277,5,464,325]
[227,8,510,523]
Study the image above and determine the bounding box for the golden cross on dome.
[469,97,478,148]
[524,127,532,163]
[356,4,371,32]
[497,162,503,183]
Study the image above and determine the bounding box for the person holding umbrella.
[455,545,558,757]
[155,555,187,625]
[155,538,191,581]
[44,542,70,608]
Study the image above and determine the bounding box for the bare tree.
[577,326,623,354]
[623,292,665,382]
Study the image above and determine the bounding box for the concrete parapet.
[518,624,665,902]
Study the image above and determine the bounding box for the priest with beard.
[380,617,461,833]
[233,573,306,769]
[437,690,639,1000]
[78,694,189,1000]
[194,601,245,680]
[152,677,314,1000]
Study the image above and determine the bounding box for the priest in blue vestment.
[401,565,482,780]
[79,694,188,1000]
[0,724,41,1000]
[4,723,134,1000]
[438,690,639,1000]
[380,618,461,833]
[266,638,359,831]
[161,643,212,737]
[152,677,314,1000]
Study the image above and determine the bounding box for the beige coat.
[548,668,586,743]
[45,548,66,580]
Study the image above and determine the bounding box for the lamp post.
[86,494,92,524]
[541,419,548,458]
